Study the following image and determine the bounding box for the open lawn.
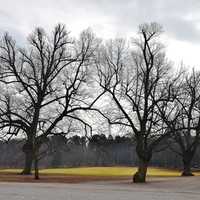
[1,166,198,177]
[40,167,184,177]
[0,167,199,183]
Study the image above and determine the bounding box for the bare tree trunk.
[133,159,148,183]
[34,159,39,180]
[21,142,33,175]
[182,153,194,176]
[34,148,39,180]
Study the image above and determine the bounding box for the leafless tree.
[0,24,104,179]
[95,23,173,182]
[157,69,200,176]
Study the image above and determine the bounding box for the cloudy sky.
[0,0,200,67]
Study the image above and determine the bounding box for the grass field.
[0,167,199,183]
[0,167,192,177]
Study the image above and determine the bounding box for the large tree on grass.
[0,24,104,179]
[96,23,173,183]
[157,69,200,176]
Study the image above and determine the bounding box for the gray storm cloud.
[0,0,200,43]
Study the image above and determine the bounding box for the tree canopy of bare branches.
[96,23,173,182]
[0,24,104,179]
[157,69,200,176]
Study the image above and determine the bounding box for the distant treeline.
[1,134,200,169]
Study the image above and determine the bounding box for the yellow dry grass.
[0,166,192,177]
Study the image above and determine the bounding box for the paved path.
[0,177,200,200]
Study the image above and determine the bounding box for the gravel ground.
[0,177,200,200]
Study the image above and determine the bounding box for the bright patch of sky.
[0,0,200,67]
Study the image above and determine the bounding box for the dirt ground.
[0,176,200,200]
[0,173,130,183]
